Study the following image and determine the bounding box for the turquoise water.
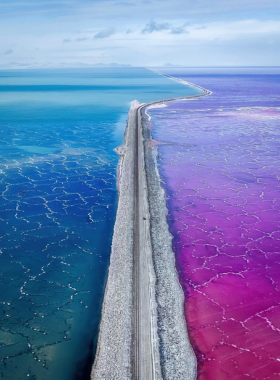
[0,68,201,380]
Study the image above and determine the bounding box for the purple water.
[149,68,280,380]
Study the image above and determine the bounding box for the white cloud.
[0,0,279,68]
[94,27,116,38]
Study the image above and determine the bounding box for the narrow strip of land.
[133,105,140,379]
[133,105,160,380]
[92,82,211,380]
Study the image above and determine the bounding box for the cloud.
[141,20,187,34]
[75,37,89,41]
[170,26,187,34]
[1,3,280,68]
[141,20,171,34]
[94,27,116,38]
[5,49,13,55]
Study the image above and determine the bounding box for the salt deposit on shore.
[91,101,139,380]
[141,105,197,379]
[91,82,211,379]
[139,83,210,380]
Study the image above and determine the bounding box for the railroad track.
[132,106,157,380]
[133,106,140,379]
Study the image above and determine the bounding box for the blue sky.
[1,0,280,67]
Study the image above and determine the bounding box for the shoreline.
[141,103,197,379]
[148,68,212,97]
[91,101,139,380]
[91,81,211,379]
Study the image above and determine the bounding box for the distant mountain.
[91,63,132,67]
[56,62,132,68]
[0,62,133,69]
[163,63,182,67]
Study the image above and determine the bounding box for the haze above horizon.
[1,0,280,68]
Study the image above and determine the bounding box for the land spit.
[91,82,211,380]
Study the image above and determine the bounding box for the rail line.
[133,106,140,379]
[133,106,158,380]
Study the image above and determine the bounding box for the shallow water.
[149,68,280,380]
[0,68,201,380]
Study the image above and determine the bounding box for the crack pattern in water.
[149,73,280,380]
[0,67,204,380]
[0,124,117,380]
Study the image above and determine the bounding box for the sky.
[0,0,280,68]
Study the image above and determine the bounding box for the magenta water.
[148,68,280,380]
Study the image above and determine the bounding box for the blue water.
[0,68,201,380]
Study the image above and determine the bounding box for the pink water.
[149,70,280,379]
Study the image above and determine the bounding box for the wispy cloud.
[75,37,89,41]
[141,20,170,34]
[1,2,279,67]
[170,26,188,34]
[141,20,187,34]
[94,27,116,39]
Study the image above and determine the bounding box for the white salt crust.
[91,101,140,380]
[91,80,211,379]
[141,106,197,380]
